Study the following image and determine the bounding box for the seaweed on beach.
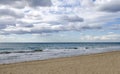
[33,49,43,52]
[0,51,11,54]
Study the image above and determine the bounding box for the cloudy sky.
[0,0,120,42]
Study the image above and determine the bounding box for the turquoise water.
[0,42,120,64]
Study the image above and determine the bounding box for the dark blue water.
[0,42,120,51]
[0,42,120,64]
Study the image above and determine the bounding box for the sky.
[0,0,120,42]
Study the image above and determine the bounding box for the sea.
[0,42,120,64]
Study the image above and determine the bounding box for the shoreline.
[0,51,120,74]
[0,50,119,65]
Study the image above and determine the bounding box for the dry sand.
[0,51,120,74]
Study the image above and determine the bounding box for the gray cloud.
[98,0,120,12]
[0,19,15,29]
[16,21,33,28]
[0,12,101,35]
[38,15,84,25]
[0,24,6,29]
[0,0,25,9]
[1,22,102,35]
[28,0,52,7]
[80,25,101,30]
[61,15,84,22]
[0,9,24,18]
[0,0,52,8]
[0,0,15,5]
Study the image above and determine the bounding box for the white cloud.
[0,0,119,38]
[80,33,120,41]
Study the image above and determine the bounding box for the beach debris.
[85,47,89,49]
[34,49,43,52]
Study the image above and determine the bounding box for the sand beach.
[0,51,120,74]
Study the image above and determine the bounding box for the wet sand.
[0,51,120,74]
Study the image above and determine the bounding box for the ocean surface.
[0,42,120,64]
